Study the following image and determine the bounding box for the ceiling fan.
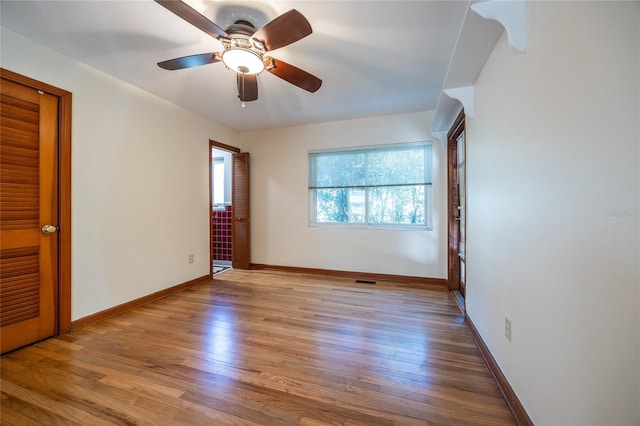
[154,0,322,104]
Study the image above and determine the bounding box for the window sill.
[309,222,431,231]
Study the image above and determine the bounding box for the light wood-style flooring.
[1,270,516,425]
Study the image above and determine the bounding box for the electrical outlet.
[189,254,194,264]
[505,317,512,342]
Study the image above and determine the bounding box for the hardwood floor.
[1,270,516,425]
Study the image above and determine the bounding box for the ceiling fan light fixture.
[222,48,264,75]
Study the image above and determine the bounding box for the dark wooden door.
[1,77,59,353]
[454,128,466,297]
[232,152,250,270]
[448,110,466,298]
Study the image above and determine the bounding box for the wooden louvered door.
[232,152,250,270]
[1,77,59,353]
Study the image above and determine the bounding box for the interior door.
[1,78,59,353]
[232,152,250,269]
[455,130,466,297]
[447,110,466,299]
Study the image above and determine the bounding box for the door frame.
[447,109,466,297]
[1,68,72,334]
[209,140,240,278]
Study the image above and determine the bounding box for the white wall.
[466,2,639,424]
[239,111,447,278]
[1,28,239,320]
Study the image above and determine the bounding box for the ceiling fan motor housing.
[226,20,256,36]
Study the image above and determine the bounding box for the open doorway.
[210,141,240,276]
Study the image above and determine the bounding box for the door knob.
[41,225,58,234]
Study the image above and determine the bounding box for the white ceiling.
[0,0,470,131]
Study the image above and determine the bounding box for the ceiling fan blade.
[252,9,312,51]
[237,74,258,102]
[264,57,322,93]
[155,0,228,39]
[157,52,221,70]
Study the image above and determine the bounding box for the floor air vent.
[355,279,376,285]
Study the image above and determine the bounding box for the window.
[309,143,432,228]
[212,157,225,206]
